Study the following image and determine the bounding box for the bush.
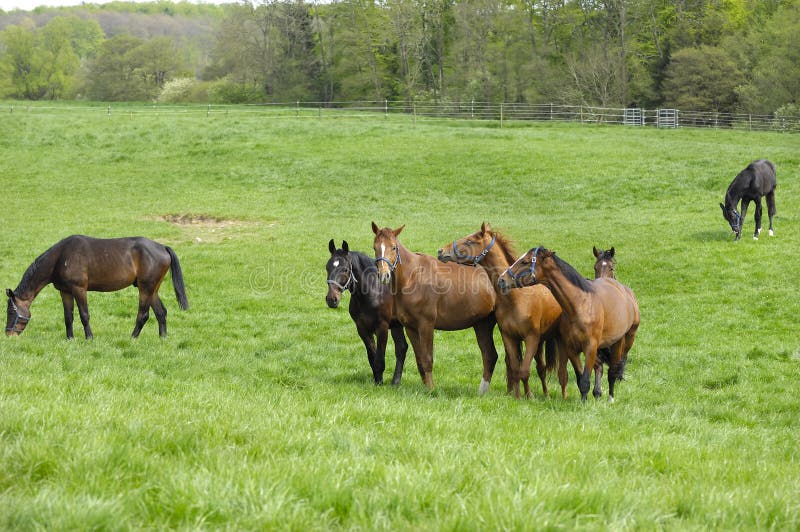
[158,77,197,103]
[207,76,265,104]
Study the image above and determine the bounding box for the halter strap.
[452,234,496,266]
[504,246,540,287]
[327,268,358,292]
[375,250,401,272]
[6,299,31,332]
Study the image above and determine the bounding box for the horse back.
[593,278,639,344]
[733,159,776,198]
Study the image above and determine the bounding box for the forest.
[0,0,798,116]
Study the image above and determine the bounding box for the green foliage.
[662,45,742,112]
[0,108,799,528]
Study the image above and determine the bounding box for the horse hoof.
[769,230,774,237]
[753,236,758,241]
[608,396,615,404]
[478,378,490,395]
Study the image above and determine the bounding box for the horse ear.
[719,203,725,211]
[371,221,379,234]
[609,247,615,257]
[593,246,601,258]
[328,239,336,254]
[342,241,349,253]
[6,289,14,300]
[481,222,491,234]
[393,225,405,236]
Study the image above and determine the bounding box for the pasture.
[1,108,799,529]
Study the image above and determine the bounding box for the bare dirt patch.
[155,213,274,243]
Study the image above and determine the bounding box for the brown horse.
[593,246,615,279]
[6,235,188,339]
[498,246,639,402]
[372,223,500,392]
[437,223,563,399]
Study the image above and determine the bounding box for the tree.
[0,21,47,99]
[86,34,147,101]
[661,45,741,112]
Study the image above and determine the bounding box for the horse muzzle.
[497,278,511,295]
[437,249,454,262]
[325,289,341,309]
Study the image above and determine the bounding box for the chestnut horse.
[498,247,639,402]
[372,223,500,393]
[437,223,563,399]
[326,239,408,385]
[6,235,188,339]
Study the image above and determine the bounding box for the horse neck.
[15,245,59,301]
[538,260,590,318]
[392,241,420,288]
[725,180,743,207]
[476,244,511,285]
[350,252,383,304]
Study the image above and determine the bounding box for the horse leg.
[579,339,600,402]
[737,199,750,241]
[416,323,436,389]
[60,291,75,340]
[520,332,544,399]
[73,289,93,339]
[356,323,382,385]
[753,199,763,239]
[766,191,776,236]
[389,324,408,385]
[403,326,427,385]
[151,295,168,337]
[473,318,499,395]
[593,361,604,399]
[131,290,152,338]
[609,324,639,402]
[374,323,389,385]
[499,333,523,398]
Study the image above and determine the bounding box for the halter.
[375,246,402,273]
[6,298,30,333]
[327,266,358,292]
[505,246,541,287]
[452,234,496,266]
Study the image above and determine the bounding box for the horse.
[437,223,563,399]
[593,246,615,279]
[326,239,409,385]
[5,235,188,339]
[372,223,500,393]
[498,246,639,402]
[720,159,776,240]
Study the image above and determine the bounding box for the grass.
[1,107,799,529]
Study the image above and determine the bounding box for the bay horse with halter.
[372,223,500,393]
[498,247,639,402]
[326,239,409,385]
[720,159,776,241]
[6,235,188,339]
[437,223,563,399]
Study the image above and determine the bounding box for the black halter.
[504,246,541,287]
[327,265,358,292]
[452,234,496,266]
[375,247,401,272]
[6,298,31,333]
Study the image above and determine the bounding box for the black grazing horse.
[6,235,188,338]
[326,239,408,385]
[720,159,776,240]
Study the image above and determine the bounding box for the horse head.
[438,222,496,266]
[498,246,548,293]
[593,246,616,279]
[326,239,357,308]
[372,222,404,285]
[720,202,741,238]
[5,289,31,336]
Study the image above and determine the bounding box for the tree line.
[0,0,798,116]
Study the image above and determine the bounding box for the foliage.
[1,0,799,111]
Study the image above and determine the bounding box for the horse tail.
[545,337,557,373]
[165,246,189,310]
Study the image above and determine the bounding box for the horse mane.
[489,231,518,265]
[552,253,594,293]
[351,250,378,275]
[15,244,58,296]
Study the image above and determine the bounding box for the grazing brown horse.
[498,247,639,402]
[372,223,500,392]
[6,235,188,339]
[326,239,408,385]
[437,223,563,399]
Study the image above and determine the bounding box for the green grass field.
[1,107,799,530]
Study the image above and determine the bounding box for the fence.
[5,100,799,133]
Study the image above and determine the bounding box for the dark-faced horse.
[720,159,776,240]
[372,223,500,393]
[498,247,639,402]
[326,239,408,385]
[437,223,563,399]
[6,235,188,338]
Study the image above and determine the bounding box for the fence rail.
[5,100,799,133]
